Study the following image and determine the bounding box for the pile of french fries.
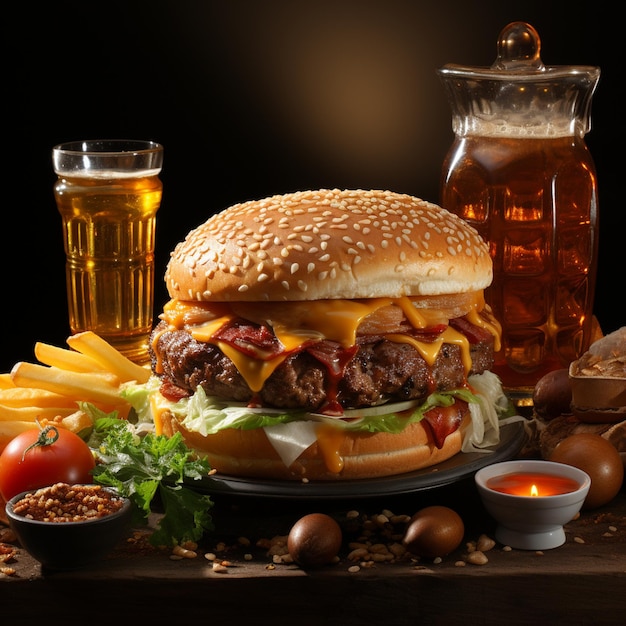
[0,331,151,450]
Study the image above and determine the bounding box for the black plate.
[186,419,527,500]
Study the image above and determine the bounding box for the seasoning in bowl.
[11,482,126,523]
[5,482,132,570]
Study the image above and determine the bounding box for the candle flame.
[530,484,539,497]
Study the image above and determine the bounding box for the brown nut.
[287,513,342,568]
[549,433,624,509]
[532,369,572,421]
[402,505,464,558]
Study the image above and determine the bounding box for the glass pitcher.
[438,22,601,405]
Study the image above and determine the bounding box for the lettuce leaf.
[123,377,481,435]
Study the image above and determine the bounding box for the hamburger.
[127,189,511,480]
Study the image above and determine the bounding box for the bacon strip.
[421,402,466,448]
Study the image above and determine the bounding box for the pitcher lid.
[439,22,599,82]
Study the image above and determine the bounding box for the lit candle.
[475,460,591,550]
[486,472,581,497]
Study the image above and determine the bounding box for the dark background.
[2,1,622,374]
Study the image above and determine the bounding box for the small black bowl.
[5,483,132,570]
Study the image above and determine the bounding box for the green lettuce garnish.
[83,404,214,548]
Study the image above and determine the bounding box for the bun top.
[165,189,492,302]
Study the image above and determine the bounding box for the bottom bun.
[160,411,467,481]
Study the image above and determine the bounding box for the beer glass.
[52,139,164,365]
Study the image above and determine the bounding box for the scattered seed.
[466,551,488,565]
[212,562,228,573]
[477,534,496,552]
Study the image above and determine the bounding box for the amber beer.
[440,134,598,400]
[52,140,163,365]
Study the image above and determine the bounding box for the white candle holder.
[474,460,591,550]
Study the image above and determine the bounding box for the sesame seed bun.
[165,188,492,303]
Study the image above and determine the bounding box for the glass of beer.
[52,139,164,365]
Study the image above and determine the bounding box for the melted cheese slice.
[158,295,501,393]
[385,326,472,372]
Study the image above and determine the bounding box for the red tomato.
[0,424,95,501]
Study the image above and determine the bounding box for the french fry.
[0,421,38,451]
[34,341,107,373]
[0,332,145,445]
[10,361,124,407]
[66,331,151,384]
[0,387,80,409]
[59,410,95,437]
[0,373,15,389]
[0,404,78,421]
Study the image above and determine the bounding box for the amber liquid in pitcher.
[441,133,598,399]
[54,173,162,365]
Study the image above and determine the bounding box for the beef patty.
[150,318,494,412]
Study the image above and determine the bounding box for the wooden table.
[2,475,625,625]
